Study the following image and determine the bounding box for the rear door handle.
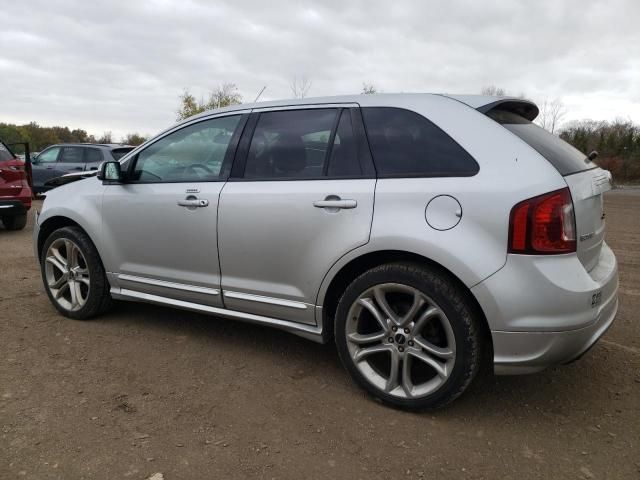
[313,196,357,210]
[177,198,209,208]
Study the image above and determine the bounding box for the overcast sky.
[1,0,639,139]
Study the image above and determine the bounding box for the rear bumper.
[0,199,29,216]
[472,243,619,374]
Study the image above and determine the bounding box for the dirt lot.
[1,192,638,480]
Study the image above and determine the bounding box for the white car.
[33,94,618,409]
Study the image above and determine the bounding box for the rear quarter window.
[487,110,594,176]
[361,107,479,177]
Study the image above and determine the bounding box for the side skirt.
[110,287,326,343]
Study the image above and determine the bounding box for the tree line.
[0,122,147,154]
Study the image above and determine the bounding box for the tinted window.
[0,142,14,162]
[328,109,361,177]
[36,147,61,163]
[244,109,337,179]
[362,107,479,177]
[111,147,134,160]
[58,147,84,163]
[132,115,241,183]
[488,110,593,175]
[84,148,103,163]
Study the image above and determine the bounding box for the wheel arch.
[37,216,91,261]
[319,250,492,353]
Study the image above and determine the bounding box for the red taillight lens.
[508,187,576,254]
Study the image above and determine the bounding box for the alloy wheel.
[345,283,456,399]
[44,238,90,312]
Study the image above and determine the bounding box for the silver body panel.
[218,179,375,325]
[34,93,620,373]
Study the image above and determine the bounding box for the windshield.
[487,110,594,175]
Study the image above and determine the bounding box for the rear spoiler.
[476,99,539,121]
[441,95,539,122]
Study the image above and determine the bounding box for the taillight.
[508,187,576,254]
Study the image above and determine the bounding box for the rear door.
[83,147,104,171]
[57,146,86,174]
[217,106,376,325]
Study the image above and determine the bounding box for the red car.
[0,140,32,230]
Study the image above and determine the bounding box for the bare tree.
[97,131,113,143]
[537,98,567,134]
[290,75,312,99]
[481,85,507,96]
[361,82,378,94]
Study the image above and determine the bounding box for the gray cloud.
[1,0,638,139]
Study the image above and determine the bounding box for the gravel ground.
[1,192,638,480]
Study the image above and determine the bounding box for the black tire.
[40,226,113,320]
[334,262,482,410]
[2,213,27,231]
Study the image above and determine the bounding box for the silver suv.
[34,94,619,409]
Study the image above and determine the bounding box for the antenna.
[254,86,267,103]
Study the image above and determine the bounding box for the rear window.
[0,142,15,162]
[487,110,594,175]
[111,147,134,160]
[362,107,479,177]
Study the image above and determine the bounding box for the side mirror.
[97,161,123,184]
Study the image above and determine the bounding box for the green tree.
[122,133,147,146]
[176,84,243,120]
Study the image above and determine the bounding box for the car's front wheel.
[335,263,483,410]
[41,226,113,319]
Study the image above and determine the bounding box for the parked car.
[33,94,618,409]
[31,143,134,193]
[0,140,32,230]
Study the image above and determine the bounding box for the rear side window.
[111,147,134,160]
[328,109,361,177]
[58,147,84,163]
[84,148,103,163]
[362,107,479,177]
[244,109,337,179]
[0,142,14,162]
[487,110,594,175]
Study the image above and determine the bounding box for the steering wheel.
[185,163,214,177]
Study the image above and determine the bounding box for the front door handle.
[177,198,209,208]
[313,196,357,210]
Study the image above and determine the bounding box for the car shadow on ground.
[96,299,612,418]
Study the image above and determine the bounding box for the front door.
[32,146,63,190]
[101,113,247,307]
[218,107,376,325]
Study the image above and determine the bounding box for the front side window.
[244,109,338,179]
[36,147,61,164]
[58,147,84,163]
[362,107,479,177]
[0,142,14,162]
[131,115,241,183]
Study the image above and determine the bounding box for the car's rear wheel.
[41,226,112,319]
[2,213,27,231]
[335,262,482,410]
